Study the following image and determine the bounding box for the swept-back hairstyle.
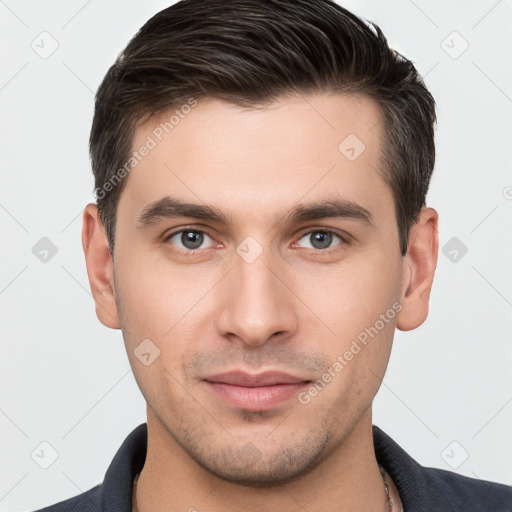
[90,0,436,258]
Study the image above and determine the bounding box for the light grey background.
[1,1,511,510]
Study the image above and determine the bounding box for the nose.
[216,247,299,348]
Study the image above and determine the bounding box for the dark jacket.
[32,423,512,511]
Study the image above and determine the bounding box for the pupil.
[182,230,203,249]
[311,231,332,249]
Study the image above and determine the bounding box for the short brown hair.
[90,0,436,258]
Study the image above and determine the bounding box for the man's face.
[112,93,406,485]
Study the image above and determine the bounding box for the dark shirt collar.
[100,423,147,510]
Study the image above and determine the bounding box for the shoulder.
[29,484,102,512]
[421,465,512,510]
[29,423,147,512]
[372,425,512,511]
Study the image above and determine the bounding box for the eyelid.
[295,227,351,243]
[163,224,215,239]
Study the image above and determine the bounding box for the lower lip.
[204,381,309,411]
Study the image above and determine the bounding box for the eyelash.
[162,227,350,254]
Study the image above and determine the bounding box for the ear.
[396,207,439,331]
[81,203,121,329]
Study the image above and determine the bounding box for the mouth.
[203,370,311,411]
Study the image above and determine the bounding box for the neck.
[134,407,394,512]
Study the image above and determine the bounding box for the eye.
[164,229,216,251]
[295,230,346,251]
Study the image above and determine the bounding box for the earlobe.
[396,207,439,332]
[82,203,121,329]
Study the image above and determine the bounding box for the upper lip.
[204,370,310,387]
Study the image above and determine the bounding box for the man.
[33,0,512,510]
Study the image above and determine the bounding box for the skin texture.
[82,93,438,511]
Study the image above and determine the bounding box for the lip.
[203,371,311,411]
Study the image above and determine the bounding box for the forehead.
[120,93,392,226]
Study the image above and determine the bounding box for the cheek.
[296,255,401,339]
[114,248,208,334]
[293,253,401,407]
[114,252,221,391]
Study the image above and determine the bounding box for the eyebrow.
[136,195,374,229]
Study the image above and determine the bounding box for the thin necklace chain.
[379,463,394,512]
[132,466,394,512]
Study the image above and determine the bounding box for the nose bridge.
[216,244,297,346]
